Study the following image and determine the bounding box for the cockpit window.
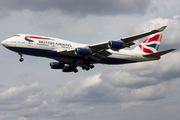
[14,34,20,37]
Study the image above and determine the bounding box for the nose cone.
[1,40,6,47]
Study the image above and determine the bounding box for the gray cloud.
[0,0,151,16]
[56,74,123,104]
[0,83,5,88]
[101,68,157,89]
[0,82,42,102]
[129,82,173,101]
[0,0,180,119]
[0,82,43,111]
[100,51,180,90]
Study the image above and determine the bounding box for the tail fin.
[133,32,163,53]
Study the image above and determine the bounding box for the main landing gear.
[74,68,78,73]
[18,53,24,62]
[82,63,94,71]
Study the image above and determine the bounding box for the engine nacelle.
[50,62,64,69]
[62,65,75,72]
[108,41,124,50]
[75,48,91,55]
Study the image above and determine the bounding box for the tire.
[19,58,24,62]
[74,69,78,73]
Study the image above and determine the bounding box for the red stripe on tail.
[139,45,154,53]
[143,34,162,43]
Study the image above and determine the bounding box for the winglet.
[157,26,167,32]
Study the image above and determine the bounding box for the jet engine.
[75,48,91,55]
[108,41,124,51]
[62,65,78,73]
[49,62,64,69]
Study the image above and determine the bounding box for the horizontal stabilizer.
[143,49,176,57]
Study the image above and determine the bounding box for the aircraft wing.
[57,26,167,61]
[121,26,167,43]
[57,47,111,61]
[89,42,109,52]
[57,49,75,56]
[89,26,167,51]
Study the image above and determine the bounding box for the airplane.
[1,26,176,73]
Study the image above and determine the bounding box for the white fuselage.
[1,34,158,66]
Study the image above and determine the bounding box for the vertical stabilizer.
[133,32,163,53]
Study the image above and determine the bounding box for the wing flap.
[57,49,75,55]
[90,50,111,61]
[95,53,107,59]
[89,42,109,52]
[57,48,111,61]
[90,55,101,61]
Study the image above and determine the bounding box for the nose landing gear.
[18,53,24,62]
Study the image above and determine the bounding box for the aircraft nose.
[1,40,6,47]
[1,40,9,47]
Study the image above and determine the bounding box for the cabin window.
[10,41,16,43]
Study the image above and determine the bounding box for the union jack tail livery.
[133,32,163,54]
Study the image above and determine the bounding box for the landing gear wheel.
[90,64,94,69]
[82,67,86,70]
[74,69,78,73]
[82,63,94,71]
[85,67,90,71]
[18,53,24,62]
[19,58,24,62]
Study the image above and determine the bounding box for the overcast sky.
[0,0,180,120]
